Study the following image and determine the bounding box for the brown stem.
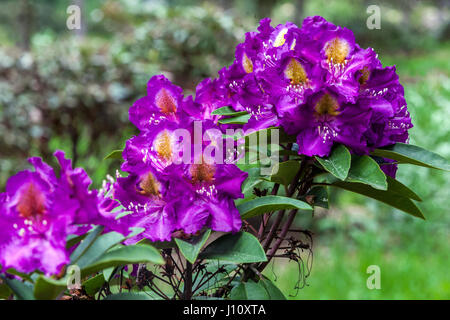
[183,261,193,300]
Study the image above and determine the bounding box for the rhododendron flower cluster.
[114,75,247,243]
[0,151,124,276]
[0,16,417,281]
[196,16,412,166]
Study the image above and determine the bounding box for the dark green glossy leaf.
[70,225,104,263]
[83,273,106,297]
[0,281,12,299]
[260,277,287,300]
[270,160,301,186]
[175,229,211,264]
[66,233,87,249]
[104,149,123,160]
[211,106,248,116]
[76,231,126,269]
[230,280,270,300]
[346,155,387,190]
[199,232,267,264]
[81,244,164,277]
[237,195,312,219]
[386,176,422,201]
[371,143,450,171]
[33,276,66,300]
[1,276,35,300]
[330,180,425,219]
[315,144,351,180]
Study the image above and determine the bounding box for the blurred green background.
[0,0,448,299]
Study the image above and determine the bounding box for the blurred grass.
[269,43,450,300]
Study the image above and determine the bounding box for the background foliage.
[0,0,448,299]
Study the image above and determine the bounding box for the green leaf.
[0,281,12,299]
[346,155,387,190]
[211,106,248,116]
[300,186,329,209]
[81,244,164,277]
[270,160,301,186]
[175,229,211,264]
[230,280,270,300]
[5,268,34,283]
[218,114,251,124]
[33,276,66,300]
[103,292,158,300]
[102,267,116,282]
[199,232,267,264]
[66,233,87,249]
[371,143,450,171]
[70,225,104,263]
[75,231,126,269]
[386,176,422,201]
[1,276,35,300]
[315,144,351,180]
[137,238,176,249]
[104,149,123,160]
[83,274,106,297]
[237,195,312,219]
[330,180,425,219]
[260,277,287,300]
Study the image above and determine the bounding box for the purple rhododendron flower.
[0,151,128,276]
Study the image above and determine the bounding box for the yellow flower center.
[138,172,161,197]
[190,162,216,184]
[242,53,253,73]
[325,37,350,64]
[358,66,370,85]
[17,183,46,219]
[155,130,173,162]
[273,28,288,47]
[284,58,308,85]
[314,94,340,117]
[155,88,177,115]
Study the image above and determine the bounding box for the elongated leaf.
[371,143,450,171]
[230,280,270,300]
[70,225,104,263]
[260,277,287,300]
[83,274,106,297]
[237,195,312,219]
[199,232,267,263]
[211,106,248,116]
[315,145,351,180]
[175,229,211,264]
[76,231,126,269]
[0,281,12,299]
[33,276,66,300]
[386,176,422,201]
[1,276,35,300]
[330,181,425,219]
[218,114,251,124]
[346,155,387,190]
[270,160,301,186]
[81,244,164,277]
[66,233,87,249]
[104,149,123,160]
